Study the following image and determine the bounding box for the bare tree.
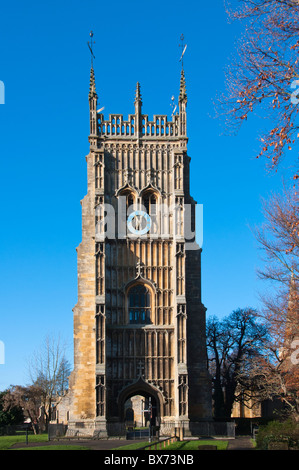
[248,185,299,418]
[255,185,299,276]
[220,0,299,179]
[243,286,299,419]
[206,308,268,420]
[3,385,43,434]
[28,335,71,428]
[217,0,299,418]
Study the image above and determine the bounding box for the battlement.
[98,113,181,139]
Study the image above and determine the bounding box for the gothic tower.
[67,63,212,437]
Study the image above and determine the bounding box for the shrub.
[256,419,299,450]
[0,391,24,426]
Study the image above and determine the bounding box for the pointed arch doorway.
[124,395,158,429]
[118,378,163,430]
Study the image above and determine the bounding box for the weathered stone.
[66,66,212,437]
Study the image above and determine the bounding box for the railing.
[48,421,236,441]
[0,425,33,436]
[189,421,235,438]
[98,114,179,138]
[126,428,150,440]
[138,436,179,451]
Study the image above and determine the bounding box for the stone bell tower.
[67,58,212,437]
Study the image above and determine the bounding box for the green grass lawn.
[0,434,90,451]
[162,440,228,450]
[112,441,150,450]
[113,439,228,451]
[0,434,49,450]
[15,445,90,450]
[0,434,228,451]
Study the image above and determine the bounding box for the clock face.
[127,210,152,236]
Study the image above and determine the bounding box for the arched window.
[142,192,158,236]
[126,194,135,220]
[128,284,151,324]
[117,189,136,221]
[143,193,157,216]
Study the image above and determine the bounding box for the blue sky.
[0,0,292,390]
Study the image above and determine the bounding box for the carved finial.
[89,66,97,100]
[135,82,142,102]
[179,68,187,102]
[88,32,97,101]
[134,82,142,115]
[88,36,99,141]
[134,82,143,138]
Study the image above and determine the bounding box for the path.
[227,436,254,450]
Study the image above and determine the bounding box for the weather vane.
[179,34,187,69]
[87,31,95,66]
